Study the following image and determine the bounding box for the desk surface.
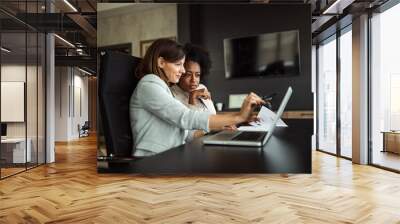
[98,120,312,174]
[1,138,27,143]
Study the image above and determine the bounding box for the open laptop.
[203,87,293,147]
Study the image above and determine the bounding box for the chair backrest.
[98,51,141,157]
[82,121,89,130]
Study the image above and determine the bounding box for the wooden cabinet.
[217,110,314,120]
[382,131,400,154]
[281,111,313,119]
[1,138,32,164]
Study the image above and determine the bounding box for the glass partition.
[317,35,337,155]
[371,3,400,171]
[27,31,38,169]
[339,28,352,158]
[38,32,46,165]
[0,1,46,179]
[1,31,28,177]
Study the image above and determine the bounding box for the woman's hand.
[208,92,264,131]
[238,92,265,123]
[223,125,237,131]
[189,88,211,105]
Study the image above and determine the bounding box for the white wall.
[55,67,89,141]
[1,65,40,137]
[72,73,89,138]
[1,63,46,163]
[1,82,25,122]
[1,65,26,129]
[55,67,69,141]
[98,4,177,57]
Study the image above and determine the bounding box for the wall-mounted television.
[224,29,300,79]
[1,123,7,137]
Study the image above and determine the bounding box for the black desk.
[98,119,312,174]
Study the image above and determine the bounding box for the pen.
[262,96,273,101]
[260,93,276,107]
[261,93,277,102]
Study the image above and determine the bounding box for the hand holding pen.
[260,93,276,109]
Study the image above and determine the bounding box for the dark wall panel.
[178,4,312,110]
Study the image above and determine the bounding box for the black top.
[98,119,312,174]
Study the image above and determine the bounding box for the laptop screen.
[266,87,293,138]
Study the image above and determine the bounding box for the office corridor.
[0,135,400,223]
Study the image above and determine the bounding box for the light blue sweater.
[130,74,210,157]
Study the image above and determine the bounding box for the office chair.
[98,51,141,160]
[78,121,90,138]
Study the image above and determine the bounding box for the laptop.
[203,87,293,147]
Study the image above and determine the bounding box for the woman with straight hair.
[130,38,264,157]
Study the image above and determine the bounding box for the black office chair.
[98,51,141,159]
[78,121,90,138]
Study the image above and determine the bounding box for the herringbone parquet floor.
[1,135,400,223]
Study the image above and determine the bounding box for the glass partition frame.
[0,0,47,179]
[316,25,353,160]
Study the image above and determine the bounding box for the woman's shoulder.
[170,84,185,95]
[138,74,167,88]
[140,74,162,83]
[135,74,171,99]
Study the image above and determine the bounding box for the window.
[316,25,353,159]
[317,36,337,155]
[370,2,400,171]
[339,28,352,158]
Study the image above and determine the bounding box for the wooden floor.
[372,150,400,171]
[1,136,400,223]
[1,167,26,178]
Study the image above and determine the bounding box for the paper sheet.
[200,98,217,115]
[238,106,287,131]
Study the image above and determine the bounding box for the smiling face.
[158,57,186,84]
[178,61,201,92]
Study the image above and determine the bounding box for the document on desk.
[238,106,287,131]
[200,98,217,114]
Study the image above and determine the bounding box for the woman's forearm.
[208,113,244,131]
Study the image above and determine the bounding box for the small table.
[381,131,400,154]
[1,138,32,164]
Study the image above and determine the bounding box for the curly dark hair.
[183,43,212,76]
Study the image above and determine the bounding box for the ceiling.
[97,3,135,11]
[0,0,97,73]
[1,0,393,75]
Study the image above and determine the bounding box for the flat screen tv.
[1,123,7,137]
[224,29,300,79]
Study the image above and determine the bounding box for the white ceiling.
[97,3,135,12]
[97,3,176,18]
[97,3,175,13]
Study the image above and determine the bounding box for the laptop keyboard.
[232,132,267,141]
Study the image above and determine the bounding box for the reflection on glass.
[27,32,38,169]
[318,37,337,154]
[38,33,46,165]
[371,3,400,171]
[0,1,46,179]
[340,30,352,158]
[1,32,27,177]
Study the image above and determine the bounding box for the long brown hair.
[136,38,185,79]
